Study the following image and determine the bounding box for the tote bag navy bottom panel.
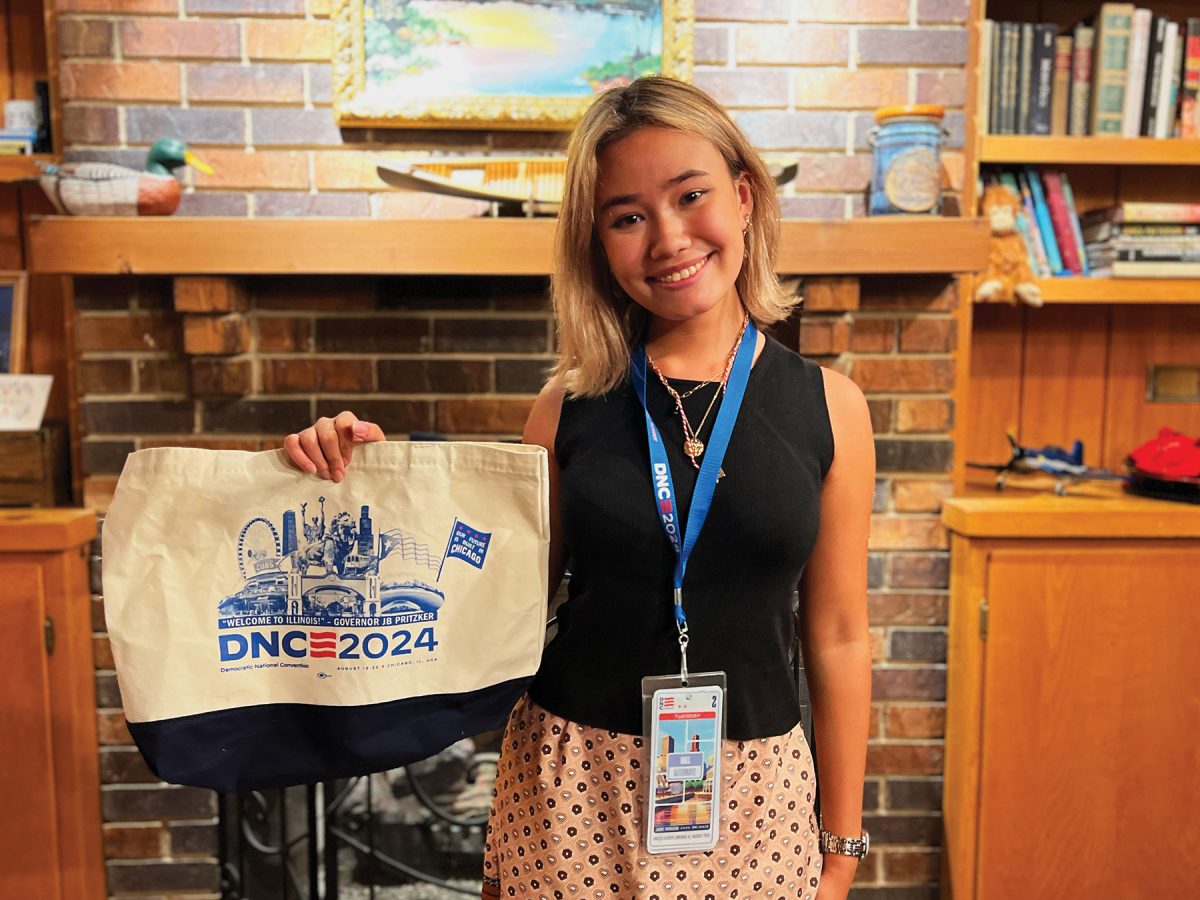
[128,677,532,792]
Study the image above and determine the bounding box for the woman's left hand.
[814,854,858,899]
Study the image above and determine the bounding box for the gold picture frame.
[332,0,694,130]
[0,271,28,374]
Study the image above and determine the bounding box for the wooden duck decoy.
[38,138,213,216]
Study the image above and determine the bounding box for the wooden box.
[0,424,70,507]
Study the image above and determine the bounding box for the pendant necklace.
[647,314,750,473]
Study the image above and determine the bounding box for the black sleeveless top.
[526,336,834,739]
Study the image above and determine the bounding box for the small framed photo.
[0,272,28,374]
[332,0,694,130]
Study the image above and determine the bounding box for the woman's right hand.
[283,411,386,483]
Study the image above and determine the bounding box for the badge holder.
[640,623,726,854]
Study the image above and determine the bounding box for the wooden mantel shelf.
[27,216,988,276]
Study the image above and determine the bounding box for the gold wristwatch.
[818,824,870,860]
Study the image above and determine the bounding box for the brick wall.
[79,271,956,898]
[59,0,968,895]
[55,0,970,218]
[804,275,956,894]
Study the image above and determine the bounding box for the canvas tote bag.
[103,442,549,792]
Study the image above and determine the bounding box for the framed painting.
[0,272,28,374]
[332,0,694,129]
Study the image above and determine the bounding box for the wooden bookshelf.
[959,0,1200,495]
[981,136,1200,166]
[1034,277,1200,303]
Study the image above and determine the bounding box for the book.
[1168,23,1187,136]
[1122,8,1152,137]
[1017,22,1035,133]
[1040,171,1084,274]
[1068,23,1096,135]
[1082,202,1200,225]
[1029,23,1057,135]
[33,80,53,155]
[1154,22,1180,138]
[1051,35,1073,135]
[1139,14,1169,136]
[1089,3,1136,135]
[993,21,1009,134]
[1114,245,1200,262]
[982,19,997,134]
[1082,222,1200,242]
[1182,18,1200,138]
[1058,170,1091,276]
[0,127,36,155]
[998,170,1051,277]
[1003,22,1021,134]
[1112,259,1200,277]
[1023,167,1067,275]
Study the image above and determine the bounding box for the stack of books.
[1083,203,1200,277]
[983,166,1089,278]
[0,127,37,156]
[982,4,1200,137]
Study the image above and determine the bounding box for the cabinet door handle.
[44,616,55,655]
[979,599,989,640]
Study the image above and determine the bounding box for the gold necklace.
[676,379,716,401]
[647,315,749,470]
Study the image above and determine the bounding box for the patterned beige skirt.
[482,695,822,900]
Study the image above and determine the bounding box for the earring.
[742,216,750,235]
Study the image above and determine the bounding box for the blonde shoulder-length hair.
[550,76,796,398]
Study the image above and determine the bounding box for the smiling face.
[594,127,753,327]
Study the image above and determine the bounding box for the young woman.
[284,77,873,900]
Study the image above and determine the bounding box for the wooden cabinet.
[0,509,103,900]
[940,492,1200,900]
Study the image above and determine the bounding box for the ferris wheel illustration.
[238,517,282,581]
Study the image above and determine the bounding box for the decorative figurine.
[37,138,213,216]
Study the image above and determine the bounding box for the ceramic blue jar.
[867,105,948,215]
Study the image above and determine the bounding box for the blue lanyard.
[631,321,758,674]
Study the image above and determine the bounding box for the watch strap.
[818,826,870,860]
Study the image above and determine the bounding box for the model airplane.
[967,432,1125,495]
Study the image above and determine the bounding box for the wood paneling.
[964,305,1200,479]
[26,273,74,423]
[1115,165,1200,206]
[6,0,47,100]
[963,302,1023,486]
[1019,305,1109,465]
[0,186,21,269]
[0,0,12,102]
[1104,306,1200,468]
